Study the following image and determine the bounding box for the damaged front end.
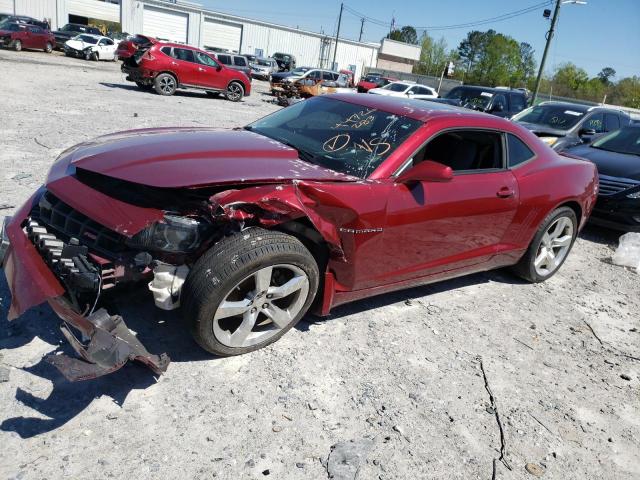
[2,187,171,381]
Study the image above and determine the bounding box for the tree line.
[386,27,639,108]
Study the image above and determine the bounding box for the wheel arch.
[227,78,246,91]
[556,200,582,226]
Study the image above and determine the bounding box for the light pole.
[531,0,586,106]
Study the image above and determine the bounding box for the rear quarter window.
[233,56,247,66]
[507,134,535,167]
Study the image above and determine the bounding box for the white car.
[64,34,117,61]
[368,81,437,99]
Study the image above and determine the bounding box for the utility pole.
[332,2,343,70]
[390,16,395,35]
[359,18,365,42]
[531,0,561,106]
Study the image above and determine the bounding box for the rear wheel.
[154,73,177,96]
[44,42,52,53]
[13,39,22,51]
[182,228,319,356]
[225,81,244,102]
[513,206,577,282]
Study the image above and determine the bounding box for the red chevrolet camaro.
[0,94,598,380]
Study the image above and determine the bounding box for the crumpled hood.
[65,39,93,50]
[54,127,356,188]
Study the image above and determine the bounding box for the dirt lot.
[0,49,638,480]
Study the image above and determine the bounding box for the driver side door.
[380,128,519,285]
[194,51,226,90]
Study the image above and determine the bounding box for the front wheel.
[513,206,577,282]
[225,81,244,102]
[182,228,319,356]
[44,42,52,53]
[13,39,22,51]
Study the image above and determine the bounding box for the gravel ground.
[0,49,639,480]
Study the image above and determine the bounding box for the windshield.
[290,67,309,75]
[247,97,422,178]
[592,127,640,156]
[74,34,98,44]
[513,105,586,130]
[383,83,409,92]
[446,87,494,109]
[363,74,381,82]
[255,59,271,66]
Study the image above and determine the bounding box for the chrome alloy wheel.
[159,76,176,94]
[534,216,574,277]
[226,82,243,101]
[212,264,309,348]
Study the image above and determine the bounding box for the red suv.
[121,42,251,101]
[0,22,55,52]
[115,33,156,60]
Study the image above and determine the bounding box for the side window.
[28,26,39,33]
[233,56,247,66]
[308,71,322,80]
[98,39,108,46]
[583,113,604,133]
[510,94,526,113]
[492,94,507,111]
[414,130,504,172]
[160,46,173,57]
[604,113,621,132]
[195,51,218,67]
[105,39,114,46]
[322,71,334,81]
[507,134,535,167]
[217,54,231,65]
[174,48,195,63]
[408,86,419,94]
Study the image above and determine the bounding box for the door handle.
[496,187,515,198]
[198,67,205,72]
[171,61,178,66]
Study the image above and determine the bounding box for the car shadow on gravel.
[0,276,216,439]
[297,269,525,330]
[579,224,622,246]
[99,82,224,100]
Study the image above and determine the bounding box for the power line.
[343,1,553,32]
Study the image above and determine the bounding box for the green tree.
[414,32,448,76]
[387,26,419,45]
[597,67,616,85]
[609,76,640,108]
[457,30,486,77]
[551,63,589,97]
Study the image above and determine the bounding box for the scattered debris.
[620,373,632,381]
[33,137,52,149]
[0,203,14,210]
[611,232,640,273]
[0,365,10,383]
[514,337,535,350]
[272,425,282,433]
[583,320,603,345]
[525,462,545,477]
[326,439,373,480]
[12,172,32,182]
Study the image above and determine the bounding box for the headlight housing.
[127,215,209,253]
[627,190,640,199]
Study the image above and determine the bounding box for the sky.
[197,0,640,79]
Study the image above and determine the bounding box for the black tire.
[13,39,22,51]
[225,81,244,102]
[206,91,220,98]
[44,42,52,53]
[154,73,177,96]
[512,206,578,283]
[182,228,319,356]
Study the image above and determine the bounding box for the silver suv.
[214,53,252,81]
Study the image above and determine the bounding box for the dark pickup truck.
[423,85,528,118]
[52,23,101,49]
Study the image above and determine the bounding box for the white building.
[1,0,380,80]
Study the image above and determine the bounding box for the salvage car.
[251,57,278,80]
[512,101,632,151]
[369,81,437,99]
[0,14,49,30]
[64,34,117,61]
[0,94,598,381]
[214,53,252,81]
[0,22,54,52]
[426,85,528,118]
[115,33,156,60]
[357,73,396,93]
[272,52,296,71]
[121,42,251,101]
[565,125,640,231]
[53,23,101,50]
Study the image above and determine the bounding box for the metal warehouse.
[1,0,380,78]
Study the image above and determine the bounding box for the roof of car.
[454,85,525,95]
[327,93,512,124]
[536,101,628,115]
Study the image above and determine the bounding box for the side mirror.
[406,91,414,96]
[491,103,504,112]
[396,160,453,184]
[579,128,596,138]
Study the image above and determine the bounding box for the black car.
[269,66,312,85]
[423,85,528,118]
[52,23,101,49]
[272,52,296,71]
[566,125,640,231]
[0,14,48,30]
[513,102,631,151]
